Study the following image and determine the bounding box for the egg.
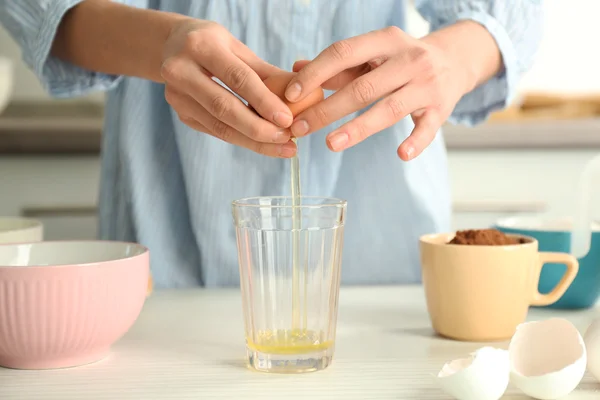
[583,317,600,382]
[509,318,586,399]
[261,71,324,117]
[435,346,510,400]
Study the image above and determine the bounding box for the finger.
[234,41,284,79]
[172,94,297,158]
[165,86,212,135]
[163,57,290,143]
[323,83,428,152]
[291,62,411,137]
[321,64,372,90]
[292,59,310,72]
[285,27,404,102]
[200,49,293,128]
[293,59,369,91]
[178,115,210,133]
[397,110,442,161]
[182,114,297,158]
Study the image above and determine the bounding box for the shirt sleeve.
[0,0,147,98]
[414,0,544,126]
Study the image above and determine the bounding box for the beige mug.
[419,233,579,342]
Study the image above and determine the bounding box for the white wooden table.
[1,286,599,399]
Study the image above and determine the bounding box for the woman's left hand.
[285,26,477,161]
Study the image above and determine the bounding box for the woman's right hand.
[161,20,297,158]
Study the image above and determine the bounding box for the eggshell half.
[509,318,586,400]
[583,317,600,382]
[435,346,510,400]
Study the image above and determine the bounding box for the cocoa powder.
[448,229,527,246]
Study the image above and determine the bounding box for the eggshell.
[509,318,586,400]
[435,346,510,400]
[262,72,324,117]
[583,317,600,382]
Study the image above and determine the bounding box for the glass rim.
[232,196,347,209]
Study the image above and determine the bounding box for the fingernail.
[291,120,309,137]
[285,82,302,102]
[405,146,415,160]
[327,132,349,151]
[279,142,296,157]
[273,130,289,143]
[273,111,293,128]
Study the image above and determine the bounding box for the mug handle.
[531,252,579,306]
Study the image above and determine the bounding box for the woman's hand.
[161,20,297,158]
[285,24,493,161]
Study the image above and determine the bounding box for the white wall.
[0,1,598,101]
[519,0,600,95]
[406,0,600,95]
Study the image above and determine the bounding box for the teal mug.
[494,217,600,309]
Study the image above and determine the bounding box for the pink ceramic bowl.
[0,241,149,369]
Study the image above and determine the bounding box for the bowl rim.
[0,217,43,235]
[495,216,600,233]
[0,240,149,269]
[0,57,13,69]
[420,232,538,249]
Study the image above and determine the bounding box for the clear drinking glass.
[232,196,347,373]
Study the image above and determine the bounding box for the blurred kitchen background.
[0,1,599,240]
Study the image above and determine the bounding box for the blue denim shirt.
[0,0,543,288]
